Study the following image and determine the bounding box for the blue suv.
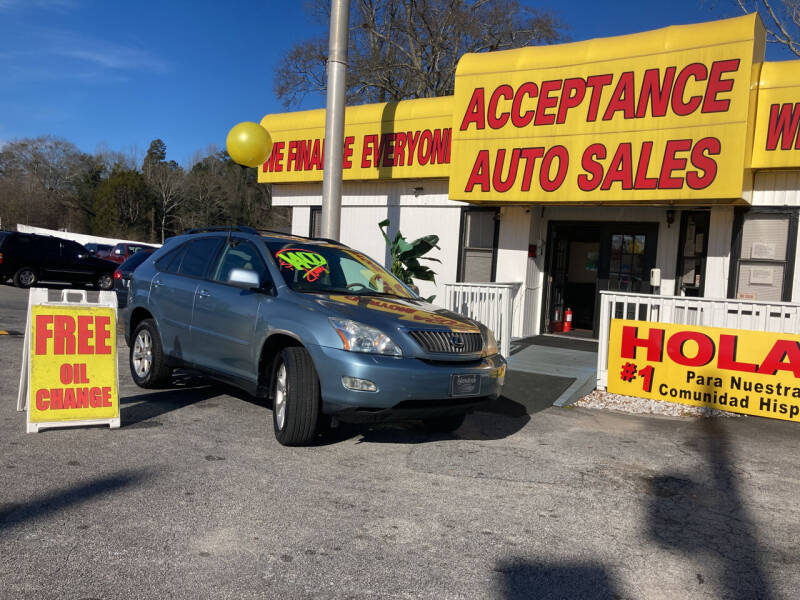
[123,227,506,445]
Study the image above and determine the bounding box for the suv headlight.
[483,327,499,356]
[329,318,402,356]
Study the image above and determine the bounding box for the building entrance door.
[675,211,710,297]
[544,222,658,337]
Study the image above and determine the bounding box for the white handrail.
[596,291,800,389]
[443,282,521,358]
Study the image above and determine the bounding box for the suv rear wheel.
[96,272,113,290]
[130,318,171,388]
[13,267,36,288]
[271,347,320,446]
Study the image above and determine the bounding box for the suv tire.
[421,413,466,433]
[13,267,36,288]
[130,318,171,388]
[271,346,320,446]
[96,272,113,290]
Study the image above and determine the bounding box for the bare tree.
[151,161,184,243]
[0,136,93,230]
[95,141,142,174]
[179,153,227,229]
[178,149,290,232]
[737,0,800,56]
[1,136,290,238]
[141,139,184,242]
[274,0,565,107]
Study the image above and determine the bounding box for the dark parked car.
[103,242,158,264]
[85,242,113,256]
[113,249,154,308]
[0,231,117,289]
[123,227,505,446]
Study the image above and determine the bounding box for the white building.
[260,14,800,342]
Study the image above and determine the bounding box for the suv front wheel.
[130,318,171,388]
[271,346,320,446]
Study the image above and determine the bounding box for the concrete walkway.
[499,335,598,412]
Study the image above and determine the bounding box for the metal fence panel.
[443,282,521,358]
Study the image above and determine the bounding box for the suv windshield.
[265,240,412,298]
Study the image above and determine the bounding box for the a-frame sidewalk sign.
[17,288,121,433]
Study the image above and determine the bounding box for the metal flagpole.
[321,0,350,241]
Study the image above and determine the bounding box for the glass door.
[546,236,569,328]
[544,222,658,337]
[607,233,649,293]
[675,211,710,297]
[595,223,659,333]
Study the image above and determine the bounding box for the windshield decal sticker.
[275,248,329,282]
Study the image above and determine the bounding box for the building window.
[310,207,322,238]
[729,209,798,302]
[458,208,498,282]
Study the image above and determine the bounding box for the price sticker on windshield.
[275,248,329,282]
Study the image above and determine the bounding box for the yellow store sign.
[450,15,765,204]
[255,15,800,205]
[607,319,800,422]
[751,60,800,169]
[258,96,453,183]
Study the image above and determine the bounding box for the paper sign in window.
[751,242,776,260]
[749,267,774,285]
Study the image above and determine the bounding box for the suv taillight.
[0,252,3,264]
[113,270,122,280]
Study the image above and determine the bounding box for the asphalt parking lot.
[1,283,799,599]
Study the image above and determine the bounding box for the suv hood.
[313,293,481,333]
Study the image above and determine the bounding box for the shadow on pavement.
[1,282,102,294]
[173,373,536,445]
[0,469,147,533]
[121,371,220,427]
[493,559,621,599]
[2,281,69,290]
[313,368,566,444]
[315,399,532,446]
[645,418,773,599]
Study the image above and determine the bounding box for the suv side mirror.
[228,268,261,290]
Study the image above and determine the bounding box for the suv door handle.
[197,288,210,298]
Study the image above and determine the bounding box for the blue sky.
[0,0,795,167]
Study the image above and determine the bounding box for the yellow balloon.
[226,121,273,168]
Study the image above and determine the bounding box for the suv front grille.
[408,330,483,354]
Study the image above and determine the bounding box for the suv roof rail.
[313,237,345,245]
[184,226,260,235]
[257,229,349,247]
[257,228,297,237]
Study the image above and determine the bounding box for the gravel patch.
[577,389,742,418]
